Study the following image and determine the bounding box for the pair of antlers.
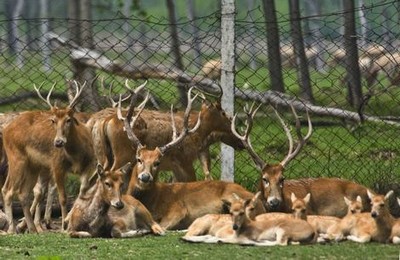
[34,80,87,109]
[231,103,313,170]
[118,84,201,156]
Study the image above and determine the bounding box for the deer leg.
[54,171,67,231]
[2,184,15,233]
[346,234,371,243]
[18,184,37,233]
[198,150,212,180]
[44,181,56,229]
[69,231,93,238]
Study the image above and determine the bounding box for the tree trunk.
[358,0,368,48]
[40,0,51,72]
[246,0,257,70]
[343,0,362,108]
[166,0,187,107]
[186,0,202,70]
[262,0,285,92]
[220,0,235,181]
[289,0,314,103]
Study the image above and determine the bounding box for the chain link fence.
[1,2,400,198]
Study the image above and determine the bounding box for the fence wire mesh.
[1,1,400,196]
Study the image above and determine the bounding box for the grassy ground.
[0,231,399,260]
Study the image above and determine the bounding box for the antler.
[67,80,87,109]
[158,87,201,155]
[34,82,56,108]
[276,105,313,168]
[117,83,150,150]
[231,102,266,170]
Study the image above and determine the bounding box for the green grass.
[0,232,399,260]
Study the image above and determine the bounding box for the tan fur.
[68,164,164,238]
[1,83,95,233]
[324,190,395,243]
[201,59,221,80]
[389,198,400,244]
[211,192,317,246]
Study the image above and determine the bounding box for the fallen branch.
[46,32,400,127]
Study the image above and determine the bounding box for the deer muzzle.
[232,224,239,230]
[138,172,153,183]
[112,200,125,210]
[54,137,66,148]
[267,197,281,210]
[371,211,378,218]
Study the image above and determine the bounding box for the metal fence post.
[220,0,235,182]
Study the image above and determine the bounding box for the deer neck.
[87,181,111,214]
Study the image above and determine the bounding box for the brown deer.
[323,190,395,243]
[231,103,371,217]
[390,197,400,244]
[122,89,265,230]
[68,163,164,238]
[202,192,316,246]
[1,81,95,233]
[93,80,243,181]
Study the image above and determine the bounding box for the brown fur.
[2,101,95,233]
[324,190,395,243]
[68,163,164,238]
[209,192,317,246]
[260,172,371,217]
[93,101,243,182]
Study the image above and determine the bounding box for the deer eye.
[50,118,56,124]
[66,118,72,124]
[153,161,160,167]
[104,182,111,189]
[136,158,142,164]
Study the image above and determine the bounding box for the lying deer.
[68,163,165,238]
[199,192,317,246]
[1,81,95,233]
[122,88,265,230]
[323,190,395,243]
[232,103,371,217]
[390,197,400,244]
[93,80,243,181]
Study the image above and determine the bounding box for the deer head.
[368,190,393,219]
[121,87,201,190]
[344,195,363,214]
[291,193,310,220]
[96,163,132,210]
[232,103,312,211]
[34,81,86,148]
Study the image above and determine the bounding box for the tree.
[166,0,187,106]
[68,0,101,111]
[289,0,314,103]
[186,0,202,69]
[262,0,284,92]
[6,0,25,68]
[343,0,362,108]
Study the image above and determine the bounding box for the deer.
[322,190,395,243]
[195,192,317,246]
[1,81,96,233]
[201,59,221,80]
[68,163,164,238]
[231,103,372,218]
[93,80,243,182]
[121,88,265,230]
[390,197,400,244]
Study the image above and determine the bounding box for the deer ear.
[303,193,311,204]
[344,196,351,206]
[291,192,297,203]
[385,190,394,200]
[120,162,133,175]
[356,195,362,203]
[397,197,400,207]
[367,190,374,200]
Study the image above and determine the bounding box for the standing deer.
[231,103,371,217]
[1,81,95,233]
[68,163,165,238]
[122,88,265,230]
[93,80,243,181]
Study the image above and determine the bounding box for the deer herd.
[0,78,399,247]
